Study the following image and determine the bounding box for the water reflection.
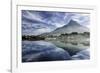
[22,40,90,62]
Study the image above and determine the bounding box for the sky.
[22,10,90,35]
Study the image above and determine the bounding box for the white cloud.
[22,11,90,35]
[71,13,90,28]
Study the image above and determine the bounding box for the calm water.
[22,41,90,62]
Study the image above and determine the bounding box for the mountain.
[41,20,89,36]
[52,20,89,34]
[22,23,56,35]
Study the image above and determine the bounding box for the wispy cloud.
[22,10,90,35]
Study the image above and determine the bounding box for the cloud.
[22,10,90,35]
[71,13,90,28]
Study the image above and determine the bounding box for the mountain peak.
[64,20,81,27]
[48,19,89,34]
